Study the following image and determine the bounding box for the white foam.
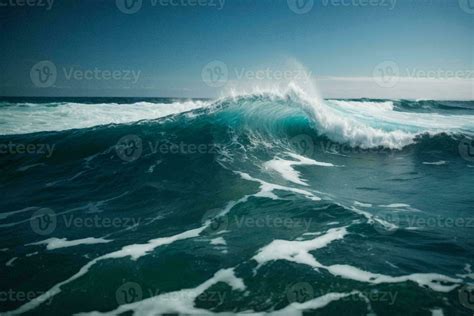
[290,88,474,149]
[302,232,323,236]
[76,268,245,316]
[464,264,472,274]
[147,160,162,173]
[456,264,474,279]
[264,153,335,186]
[354,201,372,208]
[273,291,362,316]
[349,206,377,224]
[5,185,263,315]
[6,257,17,267]
[17,163,46,172]
[103,227,206,261]
[237,171,321,201]
[253,227,347,269]
[75,266,368,316]
[385,261,399,269]
[330,100,395,111]
[4,83,474,150]
[216,230,230,235]
[379,203,421,212]
[6,226,208,315]
[325,264,460,292]
[28,237,112,250]
[253,227,461,293]
[431,308,444,316]
[0,100,209,135]
[422,161,447,165]
[380,203,411,208]
[210,237,226,246]
[210,237,228,254]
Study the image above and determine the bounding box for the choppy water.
[0,88,473,315]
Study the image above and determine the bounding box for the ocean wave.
[208,86,473,149]
[1,85,473,150]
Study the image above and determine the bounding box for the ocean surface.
[0,88,473,315]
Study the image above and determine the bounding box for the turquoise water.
[0,92,473,315]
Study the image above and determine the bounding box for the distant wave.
[0,100,209,135]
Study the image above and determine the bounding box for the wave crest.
[1,84,473,150]
[209,84,474,149]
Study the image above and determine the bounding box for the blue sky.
[0,0,472,99]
